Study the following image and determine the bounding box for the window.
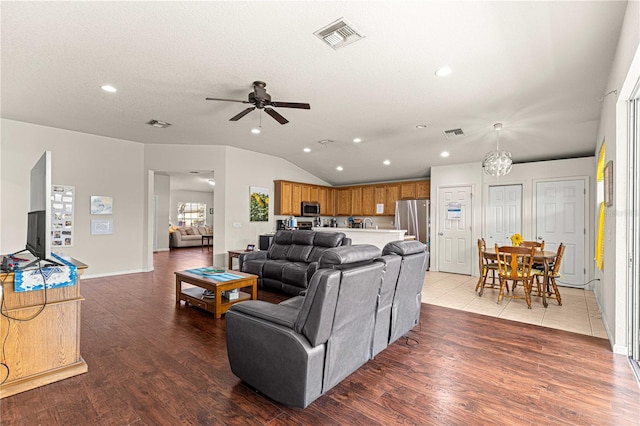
[177,202,206,227]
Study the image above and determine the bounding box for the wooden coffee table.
[175,268,257,318]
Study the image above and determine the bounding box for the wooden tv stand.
[0,256,88,398]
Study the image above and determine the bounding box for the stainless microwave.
[301,202,321,217]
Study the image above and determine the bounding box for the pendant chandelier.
[482,122,512,177]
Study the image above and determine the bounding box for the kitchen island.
[313,227,407,249]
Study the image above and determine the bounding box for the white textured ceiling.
[1,1,627,185]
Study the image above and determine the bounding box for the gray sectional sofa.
[226,240,428,408]
[239,230,351,295]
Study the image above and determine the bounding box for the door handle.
[438,232,444,236]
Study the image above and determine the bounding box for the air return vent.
[443,128,465,139]
[146,119,172,128]
[314,18,365,50]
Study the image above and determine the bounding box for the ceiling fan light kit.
[206,81,310,125]
[482,122,513,177]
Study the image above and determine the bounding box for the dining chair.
[520,240,544,250]
[495,245,537,309]
[533,243,564,306]
[475,238,499,296]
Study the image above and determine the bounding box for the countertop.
[313,227,407,233]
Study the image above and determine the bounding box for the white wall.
[429,158,595,279]
[0,119,145,277]
[595,0,640,354]
[154,173,170,251]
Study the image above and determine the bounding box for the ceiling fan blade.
[270,101,310,109]
[264,108,289,125]
[206,97,251,104]
[229,107,256,121]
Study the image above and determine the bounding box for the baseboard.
[82,268,147,280]
[154,248,170,252]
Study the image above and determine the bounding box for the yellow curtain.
[596,202,605,270]
[596,142,606,181]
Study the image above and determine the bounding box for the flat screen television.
[26,210,47,260]
[27,151,52,261]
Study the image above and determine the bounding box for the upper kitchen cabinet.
[416,180,430,198]
[291,183,302,216]
[274,180,293,215]
[319,186,335,216]
[385,184,400,216]
[336,188,351,216]
[361,185,376,216]
[350,186,363,216]
[374,186,386,216]
[309,186,319,203]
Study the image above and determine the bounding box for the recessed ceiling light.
[435,66,452,77]
[101,84,117,93]
[207,179,216,186]
[383,160,391,165]
[303,148,311,153]
[440,151,450,157]
[251,128,261,134]
[415,124,428,129]
[353,138,362,143]
[336,166,344,171]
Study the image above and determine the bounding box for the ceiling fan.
[206,81,310,125]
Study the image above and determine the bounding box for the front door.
[536,179,586,286]
[437,186,472,274]
[487,184,522,248]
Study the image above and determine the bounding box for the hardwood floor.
[2,248,639,425]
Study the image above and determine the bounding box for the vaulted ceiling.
[1,1,627,185]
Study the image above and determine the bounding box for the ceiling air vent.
[314,18,365,50]
[146,119,172,129]
[443,128,465,139]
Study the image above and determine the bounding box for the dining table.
[482,248,557,308]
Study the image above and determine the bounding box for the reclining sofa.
[240,230,351,295]
[226,240,428,408]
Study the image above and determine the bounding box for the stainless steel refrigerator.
[395,199,430,269]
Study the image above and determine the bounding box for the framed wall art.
[90,195,113,214]
[51,184,75,247]
[91,219,113,235]
[249,187,269,222]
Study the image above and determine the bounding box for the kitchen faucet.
[363,217,374,229]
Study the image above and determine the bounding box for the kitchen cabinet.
[336,188,351,216]
[274,178,429,218]
[319,187,335,216]
[291,183,302,216]
[362,186,376,216]
[385,184,400,217]
[301,184,311,203]
[351,187,363,216]
[309,186,319,203]
[400,182,416,200]
[416,180,430,198]
[374,186,386,216]
[274,180,293,215]
[326,188,336,216]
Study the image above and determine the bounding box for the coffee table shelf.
[175,268,257,318]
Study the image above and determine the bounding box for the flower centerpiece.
[510,233,523,246]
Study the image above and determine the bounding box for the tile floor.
[422,271,608,339]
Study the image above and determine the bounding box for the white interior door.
[536,180,586,286]
[487,185,522,248]
[438,186,472,274]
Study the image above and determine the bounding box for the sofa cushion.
[196,226,209,235]
[178,227,188,235]
[307,232,347,262]
[263,260,290,281]
[268,231,294,260]
[319,244,382,269]
[282,262,311,288]
[185,227,195,235]
[243,258,269,277]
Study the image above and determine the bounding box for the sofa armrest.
[239,250,267,270]
[229,300,299,329]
